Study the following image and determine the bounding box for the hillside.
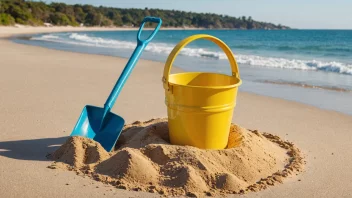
[0,0,290,29]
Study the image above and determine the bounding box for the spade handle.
[104,16,162,111]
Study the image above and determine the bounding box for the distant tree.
[122,13,133,25]
[7,3,31,24]
[28,1,50,22]
[144,7,150,16]
[0,0,290,29]
[49,12,70,25]
[73,6,86,24]
[0,1,4,13]
[85,11,102,26]
[101,16,112,26]
[0,13,15,25]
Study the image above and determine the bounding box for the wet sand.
[258,80,351,92]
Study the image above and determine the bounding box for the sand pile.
[48,118,304,197]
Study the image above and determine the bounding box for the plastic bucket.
[162,34,242,149]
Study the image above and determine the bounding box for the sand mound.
[47,136,110,169]
[48,118,304,197]
[96,149,160,185]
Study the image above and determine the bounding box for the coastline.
[0,25,206,39]
[0,28,352,197]
[258,80,352,93]
[0,25,294,39]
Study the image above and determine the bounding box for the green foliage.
[8,4,31,23]
[73,6,86,23]
[0,0,290,29]
[28,1,51,22]
[49,13,68,25]
[0,13,15,25]
[49,12,78,26]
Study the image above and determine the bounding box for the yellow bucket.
[162,34,242,149]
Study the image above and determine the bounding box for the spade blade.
[70,105,125,152]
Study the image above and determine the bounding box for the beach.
[0,27,352,197]
[0,25,203,38]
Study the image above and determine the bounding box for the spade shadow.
[0,136,68,161]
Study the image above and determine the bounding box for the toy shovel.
[70,17,162,152]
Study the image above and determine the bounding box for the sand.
[48,118,303,197]
[0,25,201,38]
[0,27,352,198]
[259,80,351,93]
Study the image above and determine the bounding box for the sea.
[13,29,352,115]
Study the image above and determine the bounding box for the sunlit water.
[13,30,352,115]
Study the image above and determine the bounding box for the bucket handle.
[162,34,240,91]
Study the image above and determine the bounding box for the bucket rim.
[168,72,242,89]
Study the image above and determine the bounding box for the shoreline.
[0,25,207,39]
[257,80,352,93]
[3,26,351,116]
[0,29,352,197]
[0,25,296,39]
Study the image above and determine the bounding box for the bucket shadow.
[0,136,68,161]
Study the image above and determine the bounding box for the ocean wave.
[69,33,138,49]
[63,33,226,59]
[41,34,60,39]
[235,55,352,75]
[31,33,352,75]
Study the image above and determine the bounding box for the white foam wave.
[41,35,60,39]
[69,33,138,49]
[67,33,226,59]
[235,55,352,75]
[32,33,352,75]
[31,33,97,47]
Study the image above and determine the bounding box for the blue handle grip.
[103,17,162,112]
[137,16,162,44]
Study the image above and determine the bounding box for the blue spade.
[70,17,162,152]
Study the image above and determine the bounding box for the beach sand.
[0,25,202,38]
[48,119,303,197]
[0,27,352,197]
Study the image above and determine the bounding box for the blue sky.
[39,0,352,29]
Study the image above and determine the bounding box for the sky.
[38,0,352,29]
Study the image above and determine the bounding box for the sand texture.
[48,118,304,197]
[1,28,352,198]
[0,26,202,39]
